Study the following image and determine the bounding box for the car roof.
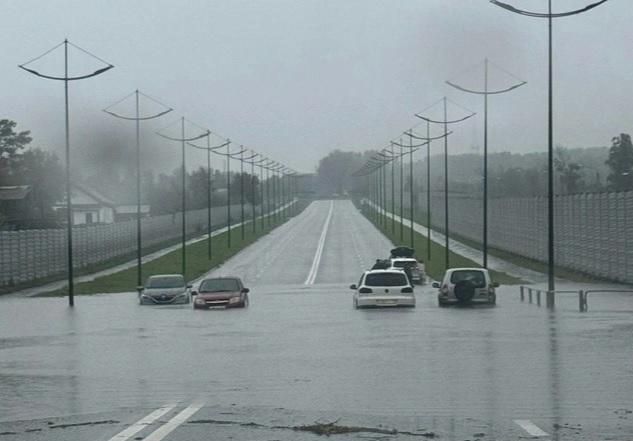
[148,274,183,279]
[201,276,241,281]
[445,268,489,273]
[364,269,407,275]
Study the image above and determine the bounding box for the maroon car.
[192,277,249,309]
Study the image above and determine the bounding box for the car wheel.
[438,300,448,307]
[489,294,496,305]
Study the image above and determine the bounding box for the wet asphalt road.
[1,200,632,441]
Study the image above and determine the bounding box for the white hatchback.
[433,268,498,306]
[350,269,416,309]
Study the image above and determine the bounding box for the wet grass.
[359,204,523,285]
[46,204,308,296]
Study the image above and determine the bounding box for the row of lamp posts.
[18,0,608,306]
[353,0,607,290]
[19,40,298,307]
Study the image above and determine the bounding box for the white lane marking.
[304,201,334,285]
[105,404,177,441]
[143,403,204,441]
[514,419,550,437]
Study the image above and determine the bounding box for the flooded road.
[1,200,632,440]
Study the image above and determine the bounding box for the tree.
[605,133,633,191]
[0,119,32,183]
[554,146,584,194]
[15,149,64,221]
[316,150,366,196]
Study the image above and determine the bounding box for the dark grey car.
[138,274,191,305]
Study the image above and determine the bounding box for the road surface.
[1,200,632,441]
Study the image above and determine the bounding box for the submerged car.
[138,274,191,305]
[390,257,425,285]
[193,277,249,309]
[350,269,415,309]
[433,268,498,306]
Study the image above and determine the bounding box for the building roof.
[0,185,31,201]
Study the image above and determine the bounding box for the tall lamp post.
[187,137,231,259]
[490,0,608,295]
[20,39,114,307]
[416,97,475,270]
[403,128,453,261]
[103,90,172,288]
[211,143,247,248]
[238,150,258,239]
[245,152,265,234]
[157,118,209,276]
[446,58,526,268]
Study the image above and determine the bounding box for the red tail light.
[401,287,413,293]
[359,287,373,294]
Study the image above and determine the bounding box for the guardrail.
[520,286,633,312]
[579,289,633,312]
[519,285,582,310]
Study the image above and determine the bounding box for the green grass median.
[360,205,523,285]
[47,203,308,296]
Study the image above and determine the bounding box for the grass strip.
[45,202,308,296]
[359,204,523,285]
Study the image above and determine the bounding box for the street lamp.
[103,90,172,288]
[416,97,476,270]
[490,0,608,295]
[187,137,231,259]
[156,118,210,276]
[446,58,526,268]
[403,128,452,261]
[20,39,114,306]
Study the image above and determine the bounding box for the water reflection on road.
[1,284,632,440]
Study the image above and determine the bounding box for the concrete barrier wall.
[0,204,255,287]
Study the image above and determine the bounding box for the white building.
[54,184,116,225]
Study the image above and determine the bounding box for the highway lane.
[1,200,632,441]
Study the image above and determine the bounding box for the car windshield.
[145,276,184,289]
[365,272,408,287]
[450,270,486,288]
[199,278,240,292]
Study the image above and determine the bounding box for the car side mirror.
[492,282,500,288]
[186,284,193,289]
[242,288,250,294]
[432,282,440,288]
[191,291,198,296]
[349,284,357,290]
[136,285,144,292]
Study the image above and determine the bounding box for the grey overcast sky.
[1,0,631,174]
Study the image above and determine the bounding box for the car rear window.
[200,278,240,292]
[365,272,408,287]
[146,276,185,289]
[393,260,416,269]
[449,270,486,287]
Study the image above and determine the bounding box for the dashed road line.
[514,419,549,437]
[304,201,334,285]
[143,403,204,441]
[105,404,177,441]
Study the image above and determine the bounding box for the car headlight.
[195,298,205,304]
[229,296,241,304]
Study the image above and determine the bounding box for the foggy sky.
[2,0,631,175]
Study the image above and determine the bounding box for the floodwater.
[1,200,632,440]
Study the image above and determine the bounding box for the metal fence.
[410,190,633,284]
[0,204,252,287]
